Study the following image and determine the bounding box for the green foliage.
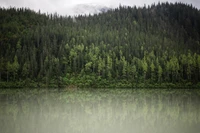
[0,3,200,88]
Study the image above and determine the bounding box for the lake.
[0,88,200,133]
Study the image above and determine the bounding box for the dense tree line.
[0,2,200,88]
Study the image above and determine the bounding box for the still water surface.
[0,88,200,133]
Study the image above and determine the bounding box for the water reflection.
[0,89,200,133]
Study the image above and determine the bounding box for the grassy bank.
[1,76,200,89]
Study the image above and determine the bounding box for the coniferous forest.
[1,2,200,88]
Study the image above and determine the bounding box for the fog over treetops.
[0,0,200,15]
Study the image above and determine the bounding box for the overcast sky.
[0,0,199,15]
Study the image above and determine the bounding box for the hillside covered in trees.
[0,2,200,88]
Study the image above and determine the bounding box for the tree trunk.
[7,71,9,82]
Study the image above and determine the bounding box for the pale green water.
[0,89,200,133]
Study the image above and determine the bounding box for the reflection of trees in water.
[0,89,200,133]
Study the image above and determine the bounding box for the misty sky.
[0,0,199,15]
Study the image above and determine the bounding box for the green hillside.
[0,2,200,88]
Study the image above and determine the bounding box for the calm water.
[0,88,200,133]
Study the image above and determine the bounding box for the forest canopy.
[0,2,200,88]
